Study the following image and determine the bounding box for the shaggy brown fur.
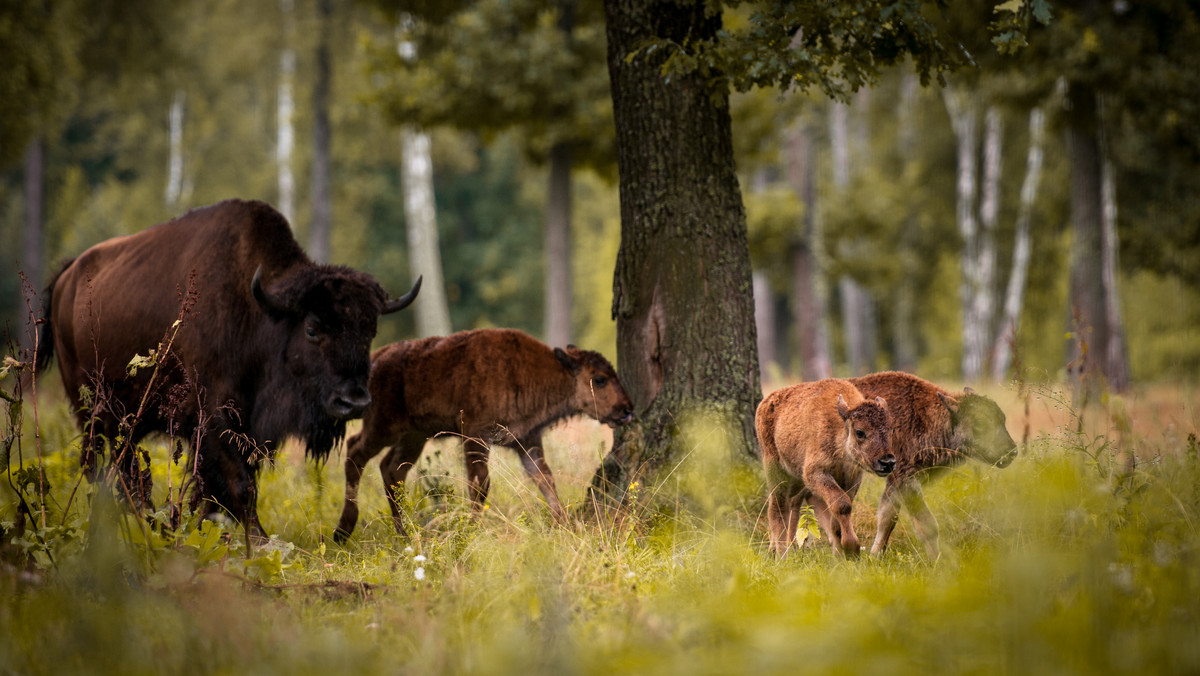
[847,371,1018,559]
[756,379,895,558]
[37,199,419,536]
[334,328,634,542]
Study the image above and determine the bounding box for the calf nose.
[877,454,896,475]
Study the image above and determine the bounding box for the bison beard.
[37,199,419,538]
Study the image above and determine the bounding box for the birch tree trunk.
[992,107,1045,381]
[942,86,984,381]
[1099,98,1130,391]
[401,128,452,337]
[892,73,920,371]
[22,136,44,351]
[753,271,777,380]
[308,0,333,264]
[166,89,185,208]
[830,98,874,375]
[276,0,296,224]
[544,141,573,347]
[784,118,832,380]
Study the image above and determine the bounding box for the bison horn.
[382,275,423,315]
[252,265,296,317]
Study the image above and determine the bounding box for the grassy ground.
[3,377,1200,675]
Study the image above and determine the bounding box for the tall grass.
[3,378,1200,675]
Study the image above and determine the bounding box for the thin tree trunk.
[892,73,919,372]
[400,128,452,337]
[277,0,296,224]
[753,271,777,380]
[992,107,1045,381]
[309,0,333,264]
[973,106,1002,376]
[544,141,573,347]
[784,118,832,380]
[1099,97,1130,391]
[830,99,874,375]
[943,86,983,381]
[22,136,44,351]
[1066,83,1109,400]
[166,89,185,208]
[591,0,761,503]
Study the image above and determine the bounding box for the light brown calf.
[756,379,895,558]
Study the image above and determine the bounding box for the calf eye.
[855,429,866,440]
[592,376,608,387]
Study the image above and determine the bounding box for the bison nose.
[876,454,896,476]
[995,446,1018,468]
[330,387,371,420]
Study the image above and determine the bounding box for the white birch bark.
[544,142,573,347]
[992,107,1045,381]
[942,86,983,381]
[971,106,1003,377]
[401,128,452,337]
[166,88,185,208]
[830,99,873,375]
[1099,97,1130,390]
[276,0,296,224]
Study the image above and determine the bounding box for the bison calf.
[334,328,633,542]
[848,371,1018,559]
[757,379,895,558]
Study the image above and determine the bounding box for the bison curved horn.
[251,265,296,317]
[382,275,423,315]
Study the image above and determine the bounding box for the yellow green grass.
[3,380,1199,675]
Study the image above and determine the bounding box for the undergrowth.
[3,365,1200,675]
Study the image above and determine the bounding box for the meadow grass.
[3,378,1200,675]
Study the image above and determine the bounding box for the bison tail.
[33,259,72,375]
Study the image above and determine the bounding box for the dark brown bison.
[848,371,1018,559]
[756,378,895,558]
[334,328,634,542]
[35,199,420,537]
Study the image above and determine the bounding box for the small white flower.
[414,566,426,581]
[413,554,427,563]
[403,546,414,555]
[625,571,637,580]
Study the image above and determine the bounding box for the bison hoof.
[332,527,352,544]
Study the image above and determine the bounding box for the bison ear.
[963,385,976,395]
[252,265,297,319]
[554,347,579,373]
[836,394,850,420]
[875,396,887,410]
[937,392,959,414]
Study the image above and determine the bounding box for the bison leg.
[871,479,904,556]
[463,441,491,513]
[334,430,391,543]
[898,482,940,560]
[804,471,860,558]
[192,442,266,541]
[515,434,566,523]
[378,433,427,537]
[765,482,792,557]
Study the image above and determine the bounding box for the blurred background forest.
[2,0,1198,386]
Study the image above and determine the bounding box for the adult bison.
[36,199,420,537]
[848,371,1018,559]
[334,328,634,542]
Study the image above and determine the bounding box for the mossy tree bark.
[591,0,761,503]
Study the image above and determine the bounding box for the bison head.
[837,394,896,477]
[554,346,635,427]
[253,266,420,424]
[939,388,1018,468]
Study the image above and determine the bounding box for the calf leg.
[463,441,491,512]
[898,482,940,560]
[515,434,566,523]
[766,480,798,556]
[804,470,860,558]
[334,429,389,543]
[378,432,427,537]
[871,479,904,556]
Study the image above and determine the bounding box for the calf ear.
[837,394,850,420]
[963,386,976,395]
[554,347,580,373]
[875,396,887,410]
[937,392,959,414]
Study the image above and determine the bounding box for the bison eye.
[305,324,320,341]
[855,429,866,440]
[592,376,608,388]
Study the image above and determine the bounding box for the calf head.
[837,394,896,476]
[555,346,635,427]
[253,266,420,423]
[938,388,1018,468]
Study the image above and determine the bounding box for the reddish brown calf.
[848,371,1018,559]
[756,379,895,558]
[334,328,633,542]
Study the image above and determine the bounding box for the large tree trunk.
[400,128,452,337]
[591,0,761,502]
[544,141,573,347]
[784,118,832,381]
[308,0,333,264]
[992,107,1045,381]
[1065,83,1111,400]
[22,136,44,351]
[277,0,296,224]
